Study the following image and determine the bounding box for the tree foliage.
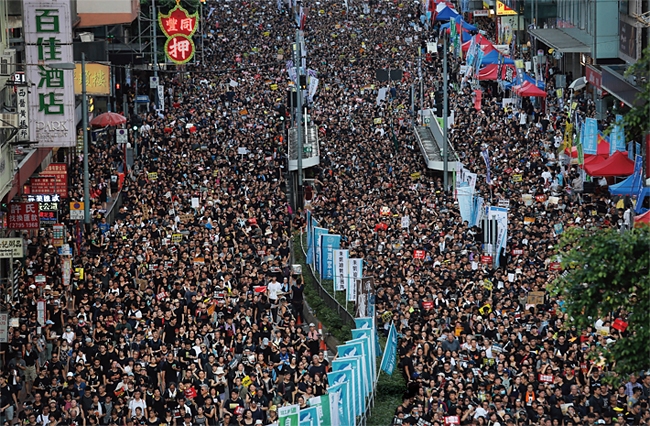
[622,46,650,143]
[549,226,650,378]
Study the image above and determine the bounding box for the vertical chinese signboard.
[24,0,76,148]
[16,85,30,141]
[159,3,198,64]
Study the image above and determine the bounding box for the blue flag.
[320,234,341,280]
[380,322,398,375]
[583,118,598,155]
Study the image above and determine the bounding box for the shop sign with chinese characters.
[0,238,25,259]
[159,3,198,64]
[39,163,68,198]
[24,0,76,148]
[8,202,41,230]
[27,194,60,224]
[74,63,111,95]
[16,85,30,141]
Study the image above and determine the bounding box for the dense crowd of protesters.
[1,0,648,425]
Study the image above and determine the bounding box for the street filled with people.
[1,0,648,425]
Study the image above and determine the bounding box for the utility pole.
[81,53,90,227]
[152,0,159,109]
[294,30,304,209]
[443,34,449,192]
[419,46,423,122]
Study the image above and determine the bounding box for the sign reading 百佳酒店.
[24,0,76,148]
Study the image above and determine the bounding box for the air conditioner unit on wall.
[0,49,17,76]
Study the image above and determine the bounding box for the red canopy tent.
[513,81,547,97]
[584,151,634,177]
[477,63,517,81]
[634,210,650,227]
[462,33,495,53]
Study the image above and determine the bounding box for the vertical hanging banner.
[320,234,341,280]
[583,117,598,155]
[610,114,626,156]
[381,322,398,375]
[331,356,365,415]
[347,258,363,301]
[24,0,76,148]
[333,249,349,291]
[327,382,350,426]
[16,86,29,141]
[351,328,376,381]
[299,406,319,426]
[480,147,492,185]
[157,84,165,111]
[312,227,328,272]
[309,394,340,426]
[159,3,198,64]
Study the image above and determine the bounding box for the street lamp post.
[48,58,90,226]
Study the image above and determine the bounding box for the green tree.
[549,226,650,379]
[622,46,650,143]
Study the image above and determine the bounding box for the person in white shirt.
[267,278,283,320]
[128,390,147,418]
[267,278,282,303]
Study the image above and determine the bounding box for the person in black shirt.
[290,276,305,324]
[222,389,244,417]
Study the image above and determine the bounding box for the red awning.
[2,148,52,204]
[584,151,634,177]
[462,33,495,53]
[477,64,517,81]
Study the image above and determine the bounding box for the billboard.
[24,0,76,148]
[74,63,111,95]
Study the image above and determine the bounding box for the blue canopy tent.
[609,174,649,196]
[440,19,478,32]
[435,5,460,21]
[480,50,515,65]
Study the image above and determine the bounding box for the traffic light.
[299,75,307,90]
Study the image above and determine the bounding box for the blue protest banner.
[312,227,328,271]
[351,329,376,382]
[354,318,379,358]
[329,369,357,420]
[299,406,319,426]
[380,322,398,375]
[327,382,350,426]
[610,115,626,156]
[337,341,369,398]
[320,234,341,280]
[331,357,365,416]
[583,118,598,155]
[306,217,318,266]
